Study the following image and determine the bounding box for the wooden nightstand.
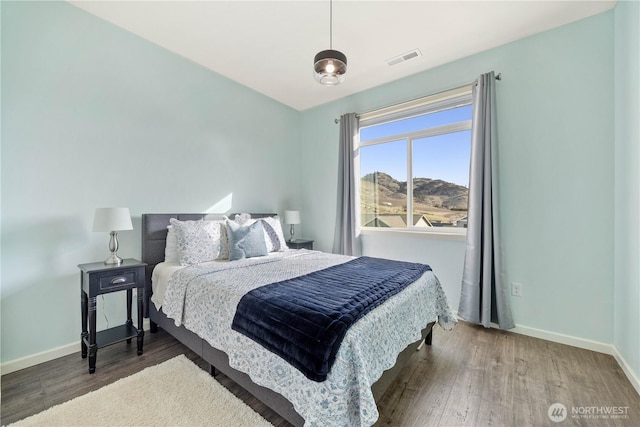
[287,239,314,250]
[78,258,146,374]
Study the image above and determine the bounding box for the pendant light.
[313,0,347,85]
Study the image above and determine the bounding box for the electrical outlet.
[511,282,523,297]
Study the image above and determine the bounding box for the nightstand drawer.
[98,271,137,291]
[287,239,314,250]
[80,261,146,297]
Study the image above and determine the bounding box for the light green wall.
[299,12,616,343]
[614,0,640,384]
[0,1,300,363]
[1,0,636,388]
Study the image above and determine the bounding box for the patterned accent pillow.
[169,218,222,266]
[260,220,280,251]
[217,221,230,260]
[226,219,268,261]
[260,215,289,252]
[234,213,252,225]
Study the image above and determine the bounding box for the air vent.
[386,49,422,66]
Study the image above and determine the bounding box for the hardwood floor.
[2,321,638,426]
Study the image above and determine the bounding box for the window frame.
[357,86,473,238]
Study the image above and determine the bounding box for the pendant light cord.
[330,0,333,49]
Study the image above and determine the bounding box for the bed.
[141,213,456,426]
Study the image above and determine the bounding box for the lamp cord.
[101,295,109,328]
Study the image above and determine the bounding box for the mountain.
[361,172,468,224]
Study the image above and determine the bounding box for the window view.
[359,92,472,230]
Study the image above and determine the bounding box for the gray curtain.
[458,72,514,329]
[332,113,362,256]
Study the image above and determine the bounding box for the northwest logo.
[548,403,568,422]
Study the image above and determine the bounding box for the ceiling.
[68,0,616,111]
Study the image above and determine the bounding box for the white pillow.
[169,218,222,266]
[164,225,179,263]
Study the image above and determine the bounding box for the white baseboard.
[509,323,615,355]
[1,319,151,376]
[611,346,640,396]
[506,323,639,396]
[1,341,81,376]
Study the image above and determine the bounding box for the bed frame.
[141,213,433,426]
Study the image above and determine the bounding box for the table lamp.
[284,210,301,242]
[93,208,133,265]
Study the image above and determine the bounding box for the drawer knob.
[111,277,127,284]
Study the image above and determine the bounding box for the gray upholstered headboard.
[140,213,277,317]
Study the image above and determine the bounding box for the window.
[358,86,472,231]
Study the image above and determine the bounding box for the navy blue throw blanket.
[231,256,431,382]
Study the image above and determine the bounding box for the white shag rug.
[10,354,273,427]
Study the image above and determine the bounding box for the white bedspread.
[155,250,456,427]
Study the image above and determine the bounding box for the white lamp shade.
[93,208,133,232]
[284,210,301,225]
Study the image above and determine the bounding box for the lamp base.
[104,231,123,265]
[289,224,296,243]
[104,253,123,265]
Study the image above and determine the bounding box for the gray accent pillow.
[226,219,269,261]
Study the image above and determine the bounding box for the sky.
[359,105,472,187]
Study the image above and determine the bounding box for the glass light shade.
[93,208,133,232]
[284,210,301,225]
[314,49,347,85]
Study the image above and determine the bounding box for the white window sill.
[360,227,466,242]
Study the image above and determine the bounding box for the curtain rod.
[334,72,501,124]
